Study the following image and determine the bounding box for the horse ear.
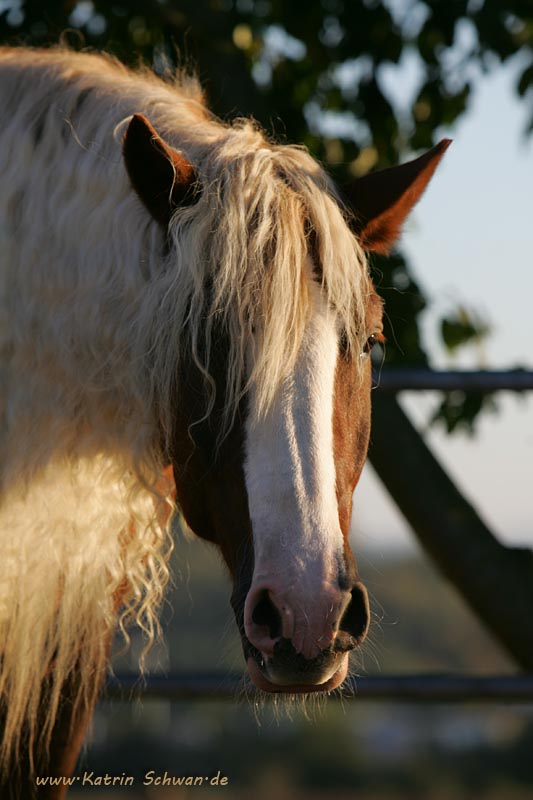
[123,113,197,227]
[345,139,451,254]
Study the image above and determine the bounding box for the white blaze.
[244,281,342,600]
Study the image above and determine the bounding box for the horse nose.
[243,587,286,657]
[243,581,370,659]
[336,582,370,649]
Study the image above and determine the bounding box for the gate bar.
[373,369,533,393]
[105,673,533,703]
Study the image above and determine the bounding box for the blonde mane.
[0,46,370,767]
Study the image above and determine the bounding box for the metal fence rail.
[373,368,533,392]
[105,673,533,704]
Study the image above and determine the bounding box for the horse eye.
[362,333,378,356]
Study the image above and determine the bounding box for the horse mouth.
[246,651,349,694]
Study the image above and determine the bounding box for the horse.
[0,45,449,797]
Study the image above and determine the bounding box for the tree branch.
[368,393,533,670]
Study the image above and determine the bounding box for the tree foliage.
[0,0,530,429]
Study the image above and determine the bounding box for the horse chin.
[247,654,349,694]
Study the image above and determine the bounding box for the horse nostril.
[251,590,282,641]
[338,583,370,645]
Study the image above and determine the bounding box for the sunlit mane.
[0,46,370,768]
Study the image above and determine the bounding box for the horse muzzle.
[237,579,370,693]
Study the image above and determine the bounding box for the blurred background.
[1,1,531,797]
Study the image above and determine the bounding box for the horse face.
[123,115,450,692]
[166,276,382,693]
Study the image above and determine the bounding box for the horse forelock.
[161,124,372,448]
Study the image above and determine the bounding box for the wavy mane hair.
[0,47,370,766]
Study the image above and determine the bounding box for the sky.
[353,54,533,557]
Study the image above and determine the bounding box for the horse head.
[123,114,449,693]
